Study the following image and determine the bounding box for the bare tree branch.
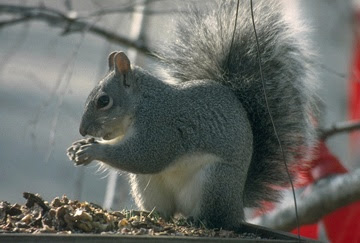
[80,0,177,18]
[251,168,360,231]
[0,16,31,27]
[0,4,154,55]
[320,120,360,140]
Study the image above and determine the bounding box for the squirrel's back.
[157,0,318,205]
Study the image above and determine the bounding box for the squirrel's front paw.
[67,138,99,166]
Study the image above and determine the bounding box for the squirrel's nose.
[79,124,88,137]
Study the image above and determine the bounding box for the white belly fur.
[129,153,220,218]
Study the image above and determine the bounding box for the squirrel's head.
[79,51,138,140]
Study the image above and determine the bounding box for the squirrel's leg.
[198,162,246,229]
[128,156,247,229]
[128,174,176,219]
[128,153,221,221]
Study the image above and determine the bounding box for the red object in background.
[254,141,360,242]
[291,142,360,243]
[290,11,360,239]
[323,9,360,243]
[349,22,360,150]
[256,9,360,242]
[290,142,346,239]
[294,8,360,242]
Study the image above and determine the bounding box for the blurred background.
[0,0,358,214]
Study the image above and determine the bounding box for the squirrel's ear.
[114,52,131,75]
[108,51,118,71]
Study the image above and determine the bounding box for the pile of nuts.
[0,192,260,239]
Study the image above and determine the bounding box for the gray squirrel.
[67,0,318,229]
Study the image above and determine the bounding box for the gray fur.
[157,0,318,204]
[67,0,318,229]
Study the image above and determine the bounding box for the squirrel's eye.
[96,94,112,110]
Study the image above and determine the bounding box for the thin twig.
[320,120,360,140]
[80,0,178,18]
[0,4,154,55]
[0,16,31,27]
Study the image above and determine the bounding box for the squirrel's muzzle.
[79,126,87,137]
[79,120,89,136]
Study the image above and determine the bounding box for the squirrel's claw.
[71,137,96,146]
[67,138,98,166]
[74,144,93,164]
[66,146,77,161]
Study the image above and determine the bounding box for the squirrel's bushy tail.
[157,0,318,206]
